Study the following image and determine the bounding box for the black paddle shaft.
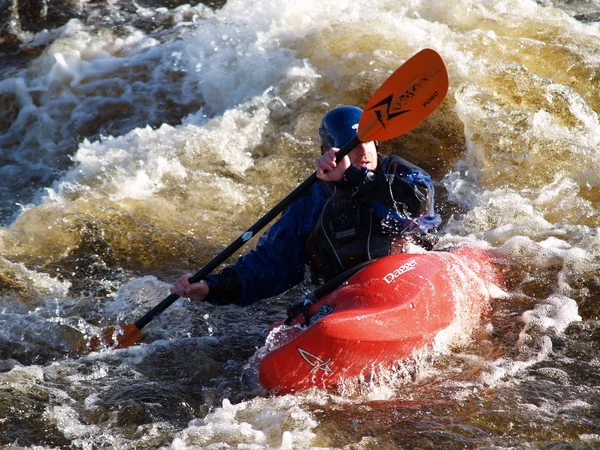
[134,135,361,330]
[284,259,375,326]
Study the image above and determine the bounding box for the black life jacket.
[305,154,435,281]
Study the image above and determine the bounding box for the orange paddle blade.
[358,48,449,142]
[88,324,142,352]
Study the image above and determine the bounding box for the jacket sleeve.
[204,183,328,307]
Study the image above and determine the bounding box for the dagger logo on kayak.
[297,347,334,374]
[383,259,417,284]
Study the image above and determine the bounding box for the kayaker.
[170,105,441,306]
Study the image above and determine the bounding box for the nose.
[353,143,368,155]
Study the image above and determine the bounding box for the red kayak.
[258,247,505,394]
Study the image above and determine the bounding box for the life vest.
[306,154,437,281]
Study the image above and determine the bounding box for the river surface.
[1,0,599,448]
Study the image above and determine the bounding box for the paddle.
[88,48,449,351]
[284,259,376,326]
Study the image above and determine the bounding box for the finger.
[185,280,210,302]
[171,275,192,296]
[316,157,336,172]
[170,283,181,295]
[320,163,335,173]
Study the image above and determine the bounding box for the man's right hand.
[315,148,350,182]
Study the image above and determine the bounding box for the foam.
[172,397,318,449]
[0,255,71,298]
[521,294,581,334]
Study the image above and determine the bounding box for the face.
[348,141,377,170]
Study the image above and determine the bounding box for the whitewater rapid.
[0,0,599,448]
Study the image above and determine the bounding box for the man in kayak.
[171,105,440,306]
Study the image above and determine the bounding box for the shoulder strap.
[383,154,431,177]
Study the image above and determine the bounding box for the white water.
[1,0,599,448]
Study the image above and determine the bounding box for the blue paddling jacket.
[204,153,440,307]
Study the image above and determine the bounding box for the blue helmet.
[318,105,363,150]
